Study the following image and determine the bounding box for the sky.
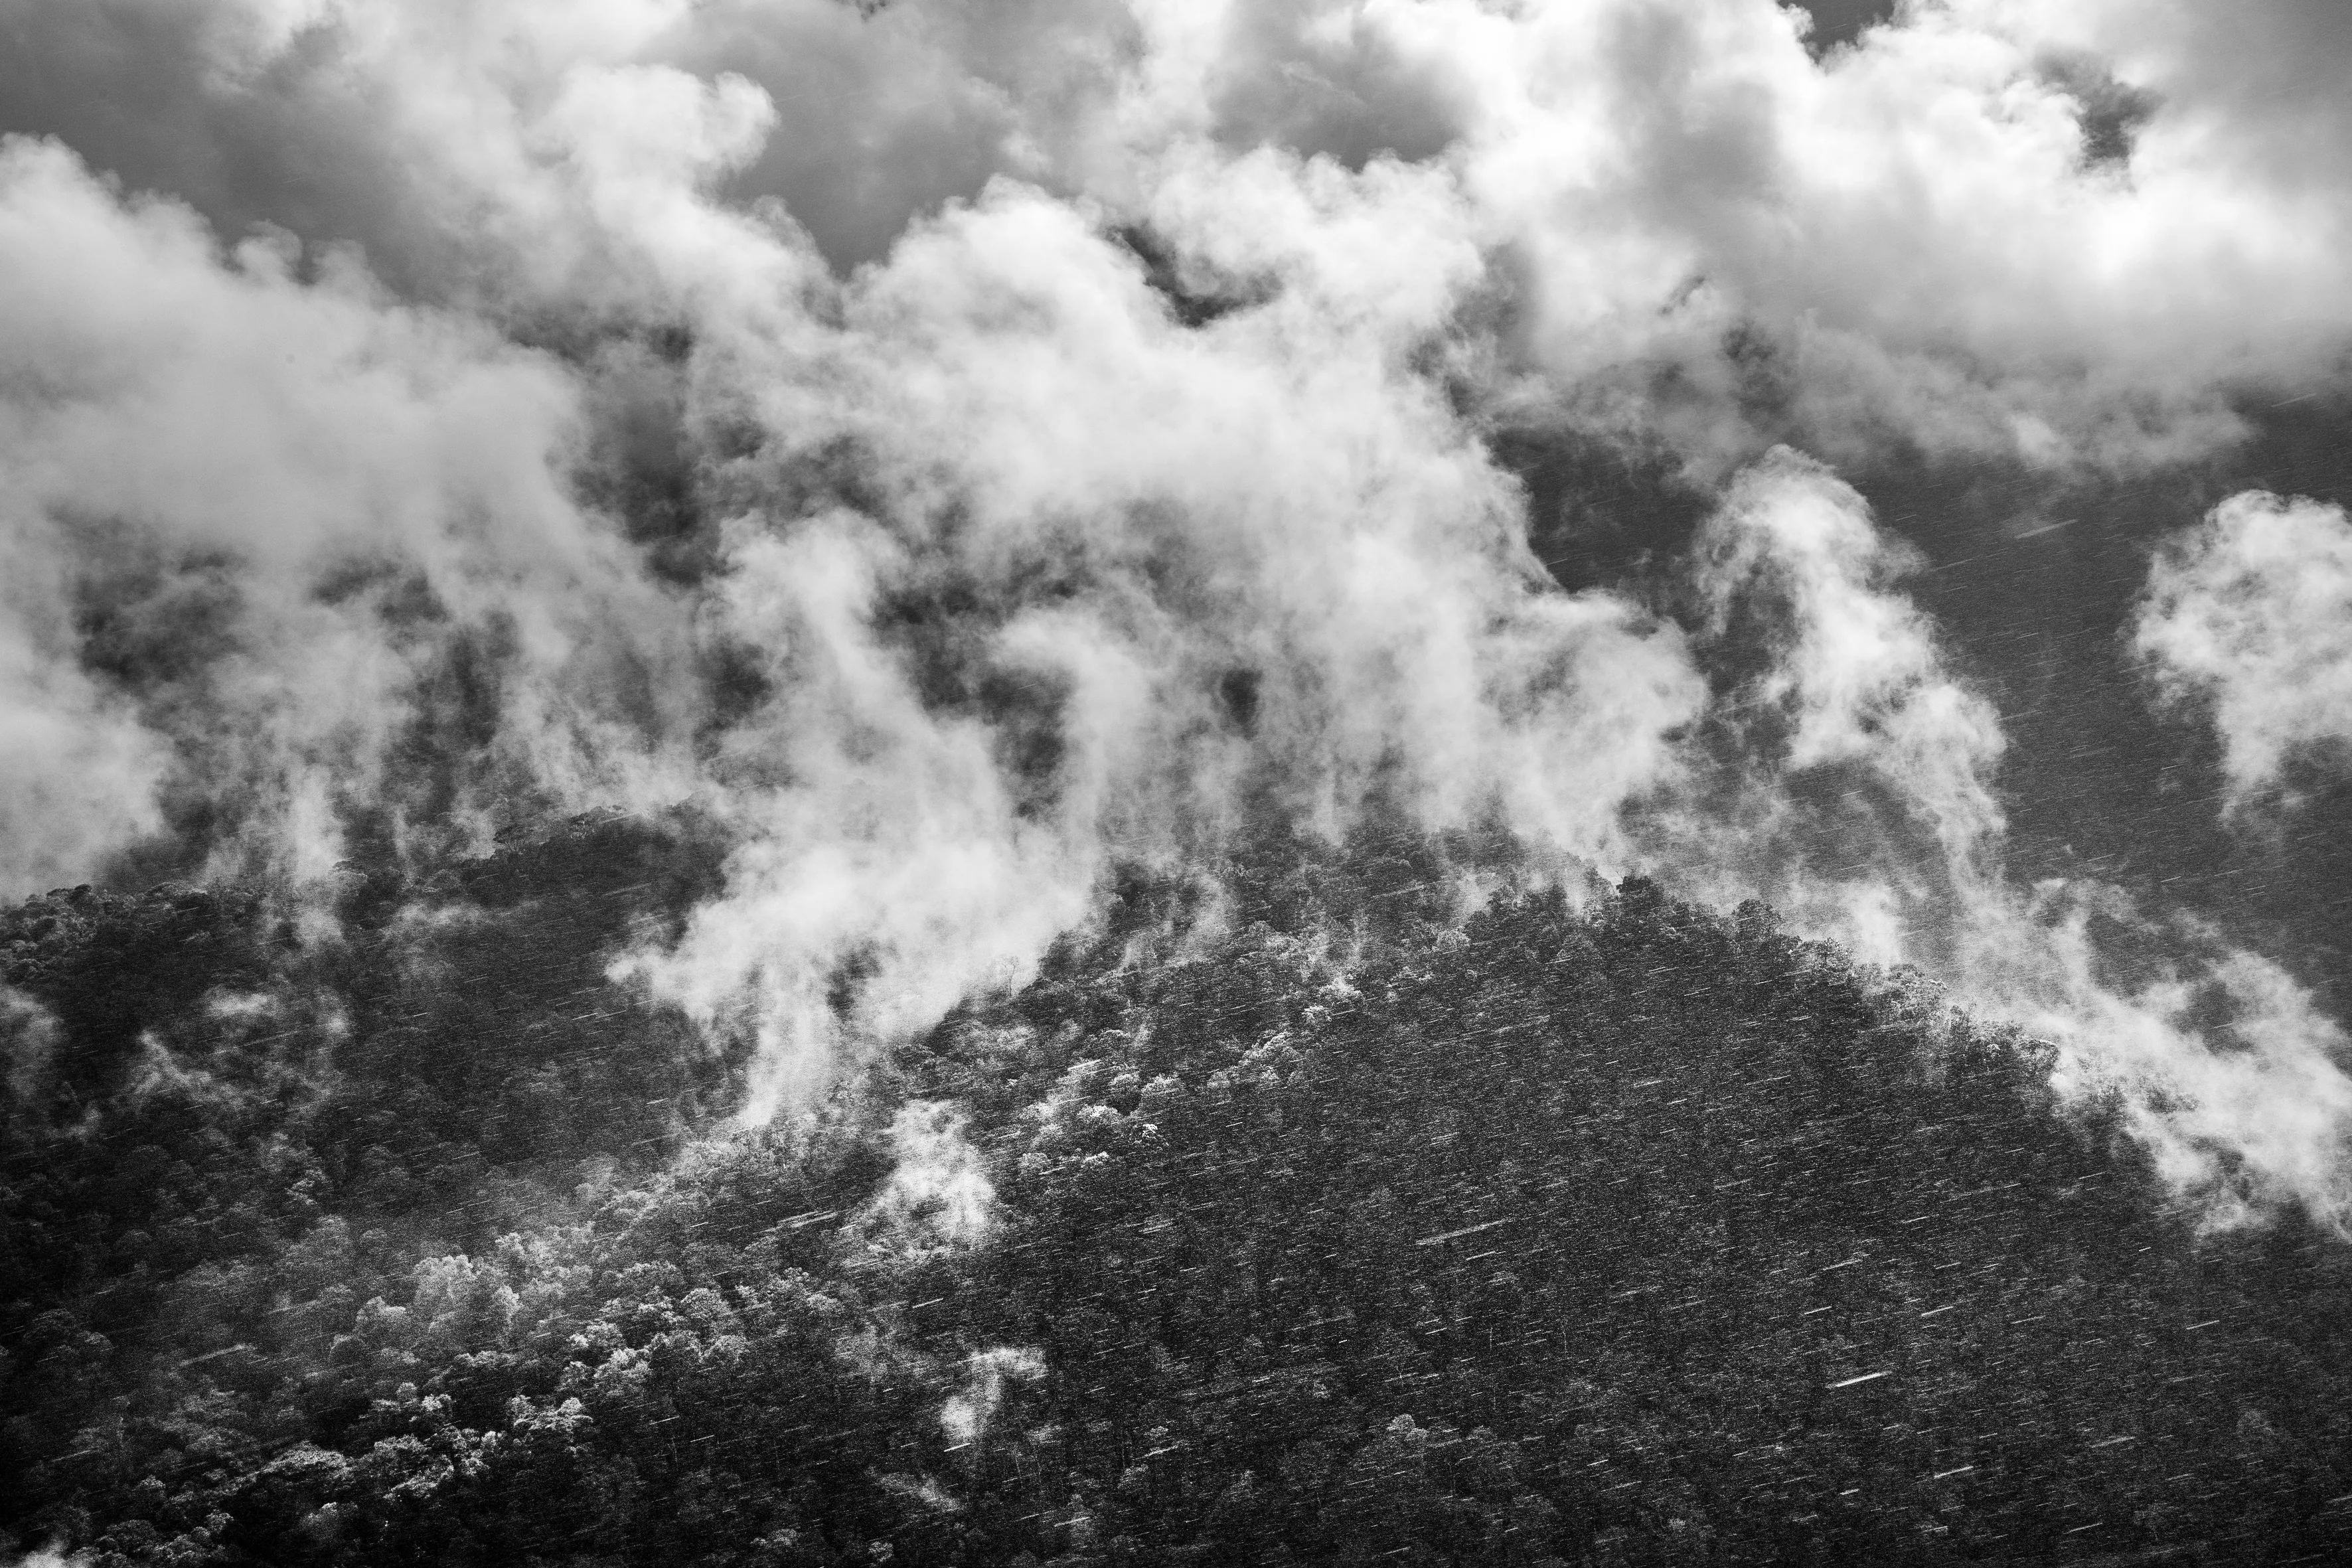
[1,0,2350,1224]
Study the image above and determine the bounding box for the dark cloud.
[1206,0,1472,167]
[0,1,458,293]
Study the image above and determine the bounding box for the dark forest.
[7,819,2347,1565]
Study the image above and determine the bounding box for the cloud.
[4,1545,90,1568]
[1632,454,2352,1225]
[620,514,1108,1123]
[1634,449,2004,968]
[13,1,2352,470]
[1993,883,2352,1229]
[1693,451,2003,839]
[629,171,1702,1111]
[2133,490,2352,811]
[1971,0,2352,191]
[0,0,1137,289]
[940,1344,1044,1447]
[858,1099,1000,1259]
[1,985,64,1110]
[0,133,706,884]
[1,0,2349,1222]
[680,0,1142,269]
[1423,0,2352,471]
[0,562,166,898]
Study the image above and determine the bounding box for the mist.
[3,0,2351,1229]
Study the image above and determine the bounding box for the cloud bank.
[2,0,2350,1223]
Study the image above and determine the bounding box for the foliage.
[3,828,2348,1565]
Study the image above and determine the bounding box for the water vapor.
[2134,490,2352,813]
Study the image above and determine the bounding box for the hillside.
[3,828,2349,1566]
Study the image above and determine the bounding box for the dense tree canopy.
[3,822,2347,1565]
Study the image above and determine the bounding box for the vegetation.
[3,823,2349,1565]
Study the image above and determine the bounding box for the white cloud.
[2,0,2350,1221]
[4,1545,90,1568]
[15,1,2352,469]
[1693,450,2004,839]
[940,1345,1044,1447]
[1422,0,2352,469]
[1635,450,2005,967]
[2134,490,2352,811]
[0,572,165,898]
[0,133,707,883]
[1998,884,2352,1229]
[860,1098,1000,1258]
[1632,454,2352,1226]
[1,985,63,1107]
[631,173,1702,1109]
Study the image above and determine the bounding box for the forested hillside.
[4,825,2349,1566]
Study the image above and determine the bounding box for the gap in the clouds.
[1487,426,1715,598]
[566,327,744,591]
[1780,0,1900,58]
[2037,52,2163,171]
[1113,224,1268,329]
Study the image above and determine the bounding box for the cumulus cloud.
[15,0,2352,473]
[1427,0,2352,470]
[2133,490,2352,811]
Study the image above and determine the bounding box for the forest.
[3,815,2349,1566]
